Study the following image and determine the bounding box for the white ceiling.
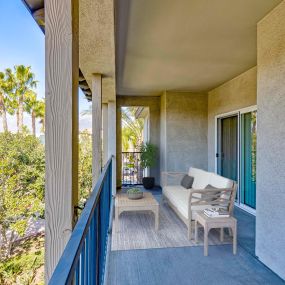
[115,0,282,95]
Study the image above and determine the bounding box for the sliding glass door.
[216,108,257,213]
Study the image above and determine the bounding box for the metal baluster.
[90,215,95,285]
[75,262,79,285]
[95,206,99,284]
[85,233,89,285]
[80,242,85,285]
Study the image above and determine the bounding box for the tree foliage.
[78,130,93,205]
[0,65,44,134]
[0,133,45,260]
[121,107,144,151]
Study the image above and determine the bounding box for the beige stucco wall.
[161,91,208,177]
[207,67,257,171]
[116,96,161,186]
[256,1,285,279]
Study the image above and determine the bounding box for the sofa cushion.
[180,175,194,189]
[163,185,190,218]
[163,185,212,219]
[188,167,211,189]
[209,173,233,189]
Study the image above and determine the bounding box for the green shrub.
[140,143,158,169]
[0,132,45,259]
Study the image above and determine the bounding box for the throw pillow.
[204,184,217,189]
[203,184,218,200]
[180,175,194,189]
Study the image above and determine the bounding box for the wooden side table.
[115,192,159,232]
[194,211,237,256]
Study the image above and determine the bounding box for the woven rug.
[111,200,232,251]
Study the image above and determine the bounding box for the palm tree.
[0,72,8,132]
[25,91,45,135]
[35,100,45,134]
[121,107,144,151]
[6,65,37,133]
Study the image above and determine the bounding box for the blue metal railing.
[49,157,114,285]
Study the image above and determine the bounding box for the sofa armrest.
[188,186,236,221]
[161,171,187,188]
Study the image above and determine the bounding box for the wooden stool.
[194,211,237,256]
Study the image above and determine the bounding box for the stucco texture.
[256,1,285,279]
[116,96,161,186]
[160,91,208,176]
[207,67,257,171]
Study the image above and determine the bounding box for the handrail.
[49,157,113,285]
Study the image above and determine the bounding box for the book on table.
[204,208,229,218]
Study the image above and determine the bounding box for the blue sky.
[0,1,91,134]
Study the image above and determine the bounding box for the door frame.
[215,105,257,215]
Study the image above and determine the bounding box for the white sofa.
[162,167,237,239]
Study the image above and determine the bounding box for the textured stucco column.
[102,103,108,165]
[108,101,116,194]
[256,1,285,279]
[92,74,102,187]
[116,105,122,188]
[45,0,79,281]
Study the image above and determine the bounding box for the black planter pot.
[142,177,155,189]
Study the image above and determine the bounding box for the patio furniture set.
[115,167,237,256]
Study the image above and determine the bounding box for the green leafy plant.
[140,143,158,169]
[78,130,92,207]
[127,188,141,194]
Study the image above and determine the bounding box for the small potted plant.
[127,188,143,200]
[140,142,158,189]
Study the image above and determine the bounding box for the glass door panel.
[240,111,257,209]
[218,116,238,182]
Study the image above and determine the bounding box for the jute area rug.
[111,199,232,251]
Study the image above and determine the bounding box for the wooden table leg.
[204,225,209,256]
[154,207,159,231]
[115,207,119,232]
[220,227,224,242]
[195,220,198,243]
[233,221,237,255]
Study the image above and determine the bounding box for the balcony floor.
[108,188,285,285]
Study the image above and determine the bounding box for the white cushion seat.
[163,185,216,219]
[162,167,234,220]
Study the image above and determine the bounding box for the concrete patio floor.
[108,188,285,285]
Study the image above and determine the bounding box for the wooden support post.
[45,0,79,282]
[108,101,116,194]
[102,103,109,165]
[92,74,102,187]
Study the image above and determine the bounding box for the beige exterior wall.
[256,1,285,279]
[161,91,208,177]
[116,96,161,186]
[207,67,257,171]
